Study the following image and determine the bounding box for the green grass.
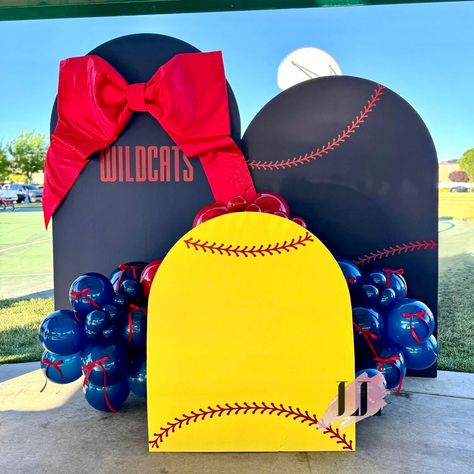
[0,297,53,363]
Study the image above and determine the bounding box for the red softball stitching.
[249,84,385,171]
[183,232,313,257]
[148,402,353,450]
[353,240,438,266]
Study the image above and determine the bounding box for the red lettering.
[147,146,159,182]
[135,146,147,182]
[172,146,181,183]
[160,146,171,182]
[182,155,194,182]
[117,146,124,182]
[125,146,134,182]
[100,148,117,182]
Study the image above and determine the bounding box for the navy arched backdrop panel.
[242,77,438,376]
[50,34,241,309]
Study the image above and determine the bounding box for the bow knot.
[40,358,64,393]
[69,287,100,309]
[401,310,428,344]
[127,83,147,112]
[373,354,403,394]
[82,356,117,413]
[382,268,404,287]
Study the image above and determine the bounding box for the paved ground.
[0,364,472,474]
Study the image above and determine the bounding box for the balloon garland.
[38,192,437,411]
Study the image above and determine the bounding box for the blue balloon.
[102,304,122,323]
[359,284,379,304]
[367,344,406,391]
[385,299,435,346]
[41,350,82,384]
[355,368,387,387]
[363,269,407,307]
[337,259,362,287]
[127,353,146,398]
[119,279,143,301]
[81,342,127,386]
[113,294,128,308]
[379,288,397,307]
[110,262,147,292]
[102,323,119,341]
[83,378,130,412]
[84,310,109,339]
[402,335,438,370]
[69,273,115,316]
[353,306,384,350]
[39,310,84,355]
[122,307,147,349]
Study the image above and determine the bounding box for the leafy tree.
[8,132,48,183]
[0,144,11,182]
[448,170,469,182]
[459,148,474,181]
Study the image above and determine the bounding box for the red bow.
[40,358,64,393]
[69,287,100,309]
[127,304,147,344]
[114,263,145,292]
[374,354,403,394]
[382,268,404,287]
[43,52,256,227]
[401,310,428,344]
[353,322,378,357]
[82,356,116,413]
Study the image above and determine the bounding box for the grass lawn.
[0,195,472,371]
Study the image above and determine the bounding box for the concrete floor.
[0,364,473,474]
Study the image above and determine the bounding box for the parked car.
[449,186,469,193]
[3,183,43,203]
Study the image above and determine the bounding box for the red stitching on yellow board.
[248,84,385,171]
[353,240,438,266]
[183,232,313,257]
[148,402,353,450]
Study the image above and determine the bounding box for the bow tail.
[198,140,257,204]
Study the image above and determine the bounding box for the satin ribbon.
[43,51,256,227]
[353,322,378,357]
[69,287,100,309]
[82,356,116,413]
[40,358,64,393]
[382,268,404,287]
[401,310,428,344]
[374,354,403,394]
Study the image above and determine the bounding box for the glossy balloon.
[102,323,119,341]
[113,294,128,308]
[367,269,407,301]
[337,259,362,287]
[127,353,147,397]
[402,335,438,370]
[249,192,290,216]
[226,195,247,212]
[122,308,147,349]
[84,310,109,339]
[41,350,82,384]
[69,273,115,316]
[355,368,387,387]
[102,304,122,323]
[379,288,397,307]
[39,310,84,355]
[291,217,307,228]
[119,279,143,301]
[140,259,163,298]
[360,284,379,304]
[385,299,435,346]
[352,306,384,348]
[81,342,128,385]
[110,261,147,292]
[367,344,406,391]
[192,203,228,228]
[83,378,130,412]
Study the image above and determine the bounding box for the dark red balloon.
[140,259,163,298]
[249,192,290,216]
[192,203,229,228]
[292,217,308,228]
[226,195,247,212]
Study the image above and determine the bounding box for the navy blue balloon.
[359,284,379,304]
[110,262,147,292]
[102,304,122,323]
[365,268,407,304]
[113,294,128,308]
[355,368,387,387]
[102,323,119,341]
[337,259,362,288]
[81,342,127,385]
[83,378,130,412]
[69,273,115,316]
[367,344,406,391]
[84,310,109,339]
[39,310,84,355]
[120,279,143,301]
[379,288,397,307]
[127,353,146,397]
[122,307,147,349]
[402,335,438,370]
[352,306,384,350]
[41,350,82,384]
[385,299,435,346]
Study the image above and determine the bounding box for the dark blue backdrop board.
[50,34,241,309]
[241,76,438,376]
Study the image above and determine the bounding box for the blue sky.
[1,2,473,161]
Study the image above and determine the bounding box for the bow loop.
[127,83,148,112]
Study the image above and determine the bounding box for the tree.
[448,170,469,182]
[0,144,11,182]
[459,148,474,181]
[8,132,48,183]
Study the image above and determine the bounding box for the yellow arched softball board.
[147,212,355,452]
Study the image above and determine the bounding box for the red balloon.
[140,259,163,298]
[249,192,290,216]
[245,203,262,212]
[226,195,247,212]
[292,217,308,228]
[192,203,229,228]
